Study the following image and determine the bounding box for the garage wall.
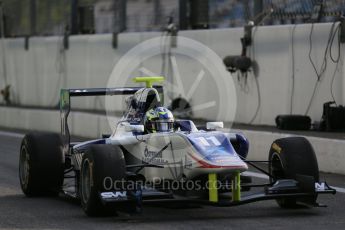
[0,22,343,125]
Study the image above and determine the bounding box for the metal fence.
[265,0,345,25]
[210,0,345,28]
[1,0,71,36]
[1,0,30,36]
[1,0,345,37]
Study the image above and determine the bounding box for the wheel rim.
[19,146,30,190]
[270,152,285,182]
[81,159,91,203]
[270,151,301,207]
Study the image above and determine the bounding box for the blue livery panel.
[187,132,241,166]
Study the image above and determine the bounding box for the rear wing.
[60,86,163,156]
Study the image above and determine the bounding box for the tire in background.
[170,97,192,118]
[268,137,319,208]
[19,132,64,196]
[80,145,126,216]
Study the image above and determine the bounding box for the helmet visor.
[154,121,174,132]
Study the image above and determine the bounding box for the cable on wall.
[289,24,297,114]
[304,21,339,115]
[49,22,69,107]
[51,28,67,107]
[329,21,342,105]
[248,25,261,124]
[248,74,261,124]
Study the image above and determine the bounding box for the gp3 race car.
[19,77,335,216]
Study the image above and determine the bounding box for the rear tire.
[19,132,64,196]
[80,145,126,216]
[268,137,319,208]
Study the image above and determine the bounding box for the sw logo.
[100,191,127,200]
[315,182,326,191]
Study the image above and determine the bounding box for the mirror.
[206,122,224,130]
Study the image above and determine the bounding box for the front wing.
[99,178,336,208]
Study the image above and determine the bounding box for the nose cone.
[187,132,248,170]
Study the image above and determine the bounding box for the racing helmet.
[144,107,175,133]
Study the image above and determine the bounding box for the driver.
[144,107,175,133]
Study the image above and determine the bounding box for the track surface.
[1,131,345,230]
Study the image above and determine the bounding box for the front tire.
[19,132,64,196]
[80,145,126,216]
[268,137,319,208]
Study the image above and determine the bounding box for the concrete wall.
[0,23,344,125]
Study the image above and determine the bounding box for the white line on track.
[0,130,25,139]
[331,186,345,193]
[243,171,269,179]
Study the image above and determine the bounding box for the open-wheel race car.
[19,77,336,216]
